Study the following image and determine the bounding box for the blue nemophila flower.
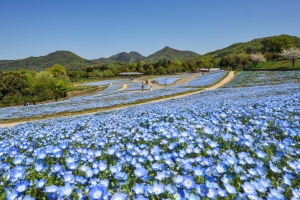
[13,156,23,165]
[59,141,68,149]
[76,176,87,184]
[111,193,127,200]
[34,160,47,172]
[165,184,176,194]
[36,178,46,189]
[155,170,170,181]
[218,188,228,198]
[188,193,201,200]
[256,149,267,159]
[224,183,236,194]
[194,165,206,176]
[251,181,267,193]
[45,185,58,193]
[58,182,74,197]
[8,147,19,157]
[99,161,107,171]
[13,180,30,193]
[23,195,35,200]
[133,183,145,195]
[67,162,78,170]
[215,162,227,174]
[10,166,25,182]
[282,174,292,186]
[134,167,148,178]
[63,173,75,183]
[88,184,108,200]
[110,164,122,173]
[269,161,282,173]
[6,190,19,200]
[242,182,257,196]
[148,182,165,195]
[292,188,300,199]
[114,172,128,182]
[134,195,148,200]
[221,174,233,184]
[207,188,218,199]
[173,175,184,185]
[195,184,208,197]
[37,150,47,159]
[181,175,196,189]
[51,163,63,173]
[268,188,284,199]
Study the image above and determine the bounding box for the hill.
[144,46,200,63]
[0,51,89,71]
[93,51,145,63]
[204,34,300,59]
[0,60,14,64]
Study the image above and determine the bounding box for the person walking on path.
[142,84,144,91]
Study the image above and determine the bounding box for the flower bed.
[1,82,300,199]
[187,71,227,87]
[224,71,300,88]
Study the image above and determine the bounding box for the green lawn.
[250,59,300,70]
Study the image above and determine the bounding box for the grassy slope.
[251,60,300,70]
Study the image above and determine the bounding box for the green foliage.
[0,72,29,106]
[54,79,68,98]
[267,35,293,53]
[196,56,214,69]
[47,64,67,77]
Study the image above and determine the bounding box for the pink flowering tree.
[280,47,300,67]
[250,53,266,65]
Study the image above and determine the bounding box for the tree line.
[0,64,68,107]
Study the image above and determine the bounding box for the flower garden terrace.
[0,71,227,123]
[0,71,299,199]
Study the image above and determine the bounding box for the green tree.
[156,66,167,75]
[268,35,293,53]
[34,71,55,101]
[236,53,250,70]
[47,64,67,77]
[54,79,68,99]
[0,72,28,106]
[149,65,155,75]
[137,60,145,72]
[197,56,214,71]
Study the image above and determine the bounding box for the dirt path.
[119,84,128,90]
[146,73,202,90]
[0,72,234,128]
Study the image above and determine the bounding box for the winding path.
[0,71,235,128]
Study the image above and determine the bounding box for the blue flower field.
[0,71,300,199]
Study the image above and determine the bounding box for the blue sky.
[0,0,299,60]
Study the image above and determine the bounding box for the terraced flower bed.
[0,72,228,121]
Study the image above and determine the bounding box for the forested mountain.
[93,51,145,63]
[0,51,90,71]
[204,34,300,59]
[144,46,200,63]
